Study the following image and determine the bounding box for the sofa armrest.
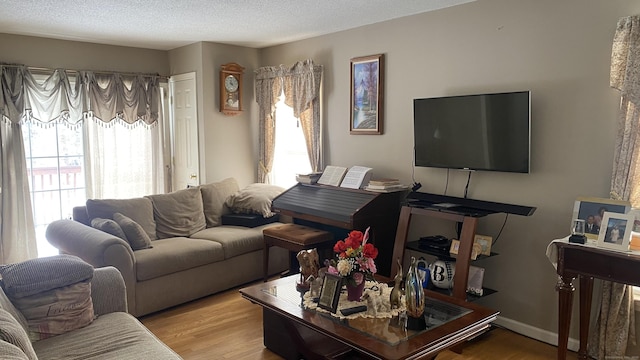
[45,219,137,316]
[91,267,127,315]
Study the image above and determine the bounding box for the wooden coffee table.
[240,275,498,360]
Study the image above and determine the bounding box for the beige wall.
[259,0,640,340]
[4,0,640,343]
[168,42,259,187]
[0,33,168,74]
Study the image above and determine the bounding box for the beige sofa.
[45,178,288,317]
[0,266,181,359]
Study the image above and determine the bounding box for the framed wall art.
[597,211,633,251]
[572,197,630,242]
[350,54,384,135]
[317,273,342,313]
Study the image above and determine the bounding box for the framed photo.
[572,197,631,242]
[350,54,384,135]
[317,273,342,313]
[597,212,633,251]
[449,239,481,260]
[474,234,493,256]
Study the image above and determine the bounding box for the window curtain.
[589,15,640,359]
[255,60,323,183]
[0,64,164,263]
[84,73,164,198]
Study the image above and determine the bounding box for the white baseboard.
[494,316,580,352]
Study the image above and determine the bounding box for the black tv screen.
[413,91,531,173]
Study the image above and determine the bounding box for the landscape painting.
[350,54,384,135]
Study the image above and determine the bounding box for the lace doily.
[303,281,406,320]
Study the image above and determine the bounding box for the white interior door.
[169,72,199,190]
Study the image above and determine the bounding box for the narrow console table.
[551,241,640,360]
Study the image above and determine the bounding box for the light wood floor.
[141,281,577,360]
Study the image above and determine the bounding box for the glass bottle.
[405,256,425,318]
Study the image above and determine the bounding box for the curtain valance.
[611,15,640,105]
[0,65,160,126]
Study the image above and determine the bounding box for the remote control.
[340,305,367,316]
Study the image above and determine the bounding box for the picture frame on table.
[317,273,342,313]
[350,54,384,135]
[572,197,631,242]
[597,212,633,251]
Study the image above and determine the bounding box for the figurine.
[362,286,388,317]
[296,248,320,289]
[390,258,404,309]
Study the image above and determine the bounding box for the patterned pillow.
[90,218,128,240]
[13,281,94,341]
[113,213,152,250]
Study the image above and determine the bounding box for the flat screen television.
[413,91,531,173]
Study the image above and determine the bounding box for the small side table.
[263,224,333,282]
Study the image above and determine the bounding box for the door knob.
[190,174,197,179]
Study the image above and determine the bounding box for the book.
[368,178,400,186]
[296,172,322,184]
[340,166,373,189]
[317,166,348,186]
[364,184,408,192]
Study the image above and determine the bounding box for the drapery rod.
[1,64,169,81]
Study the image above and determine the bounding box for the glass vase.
[405,256,425,318]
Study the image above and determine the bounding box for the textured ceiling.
[0,0,474,50]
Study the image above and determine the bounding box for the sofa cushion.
[0,287,29,336]
[32,312,180,359]
[0,309,37,360]
[146,187,206,239]
[0,340,30,360]
[86,197,157,240]
[200,177,240,227]
[191,225,273,259]
[113,213,153,250]
[91,218,127,241]
[225,183,285,218]
[134,238,225,281]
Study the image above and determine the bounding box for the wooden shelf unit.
[390,205,484,301]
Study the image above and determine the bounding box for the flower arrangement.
[327,227,378,286]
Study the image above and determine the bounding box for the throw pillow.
[0,254,93,299]
[85,197,157,240]
[225,183,285,218]
[13,281,94,341]
[90,218,128,241]
[146,187,206,239]
[0,255,95,342]
[113,213,153,250]
[0,310,36,360]
[200,177,240,227]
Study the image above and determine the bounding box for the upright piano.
[271,183,406,277]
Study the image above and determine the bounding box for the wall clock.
[219,62,244,116]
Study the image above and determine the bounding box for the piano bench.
[263,224,333,282]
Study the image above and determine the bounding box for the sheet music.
[340,166,373,189]
[317,166,348,186]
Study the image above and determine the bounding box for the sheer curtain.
[0,64,165,263]
[255,59,323,183]
[84,73,164,198]
[589,15,640,359]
